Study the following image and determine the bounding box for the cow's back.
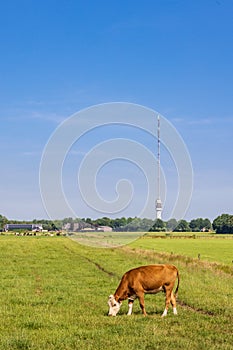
[124,264,178,292]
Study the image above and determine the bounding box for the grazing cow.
[108,264,180,317]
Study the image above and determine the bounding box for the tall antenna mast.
[157,115,161,199]
[156,115,162,219]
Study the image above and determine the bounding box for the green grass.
[130,235,233,265]
[0,236,232,349]
[70,231,143,247]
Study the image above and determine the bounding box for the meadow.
[130,233,233,265]
[0,235,232,350]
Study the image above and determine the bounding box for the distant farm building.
[80,227,96,232]
[63,222,94,232]
[62,222,113,232]
[4,224,43,232]
[97,226,112,232]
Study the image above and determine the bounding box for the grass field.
[0,235,232,350]
[130,234,233,265]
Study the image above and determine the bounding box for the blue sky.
[0,0,233,221]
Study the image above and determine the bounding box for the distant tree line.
[0,213,233,234]
[148,217,212,232]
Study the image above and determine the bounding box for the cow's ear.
[108,295,115,305]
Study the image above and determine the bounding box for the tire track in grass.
[83,255,120,278]
[177,300,215,316]
[63,240,120,278]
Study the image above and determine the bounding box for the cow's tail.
[174,269,180,298]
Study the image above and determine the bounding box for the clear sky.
[1,0,233,221]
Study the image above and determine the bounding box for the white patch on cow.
[173,307,177,315]
[161,309,168,317]
[108,295,121,316]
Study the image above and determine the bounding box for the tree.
[85,218,93,225]
[140,218,154,231]
[213,214,233,234]
[111,217,127,231]
[202,218,212,231]
[166,218,178,232]
[173,219,190,232]
[189,218,212,232]
[53,220,63,230]
[94,217,112,227]
[63,217,74,225]
[0,215,8,230]
[124,217,142,232]
[149,219,166,232]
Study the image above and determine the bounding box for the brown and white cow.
[108,264,180,317]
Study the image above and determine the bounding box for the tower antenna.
[156,115,162,219]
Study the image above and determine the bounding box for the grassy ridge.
[0,236,232,349]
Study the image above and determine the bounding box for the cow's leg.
[137,291,147,316]
[170,291,178,315]
[127,299,134,315]
[162,288,172,317]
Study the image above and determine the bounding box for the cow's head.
[108,294,121,316]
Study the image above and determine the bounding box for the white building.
[97,226,112,232]
[4,224,43,231]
